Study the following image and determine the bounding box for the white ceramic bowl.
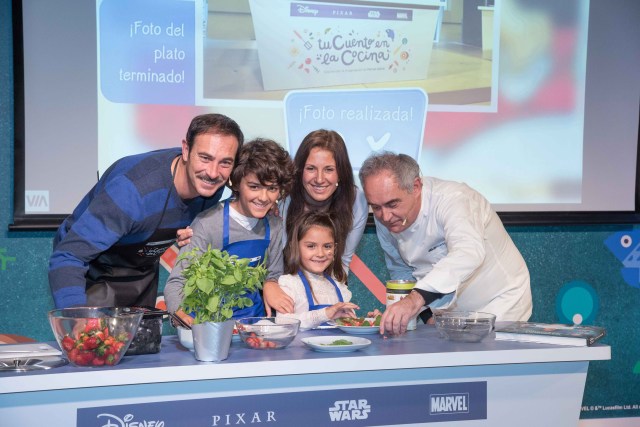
[177,327,194,351]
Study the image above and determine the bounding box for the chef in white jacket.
[359,152,532,335]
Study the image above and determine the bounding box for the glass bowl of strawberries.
[235,317,300,350]
[48,307,144,367]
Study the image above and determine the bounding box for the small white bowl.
[177,327,193,351]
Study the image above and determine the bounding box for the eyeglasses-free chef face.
[363,172,422,234]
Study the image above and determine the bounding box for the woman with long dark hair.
[263,129,368,315]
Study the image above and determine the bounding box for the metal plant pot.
[191,320,234,362]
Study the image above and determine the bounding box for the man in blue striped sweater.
[49,114,243,309]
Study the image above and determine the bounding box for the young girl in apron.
[276,212,359,330]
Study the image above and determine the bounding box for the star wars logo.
[328,399,371,421]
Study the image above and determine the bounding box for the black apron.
[85,159,179,307]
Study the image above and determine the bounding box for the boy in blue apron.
[276,212,359,330]
[165,139,295,324]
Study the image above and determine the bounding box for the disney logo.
[97,413,165,427]
[295,5,319,16]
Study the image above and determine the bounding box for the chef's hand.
[263,281,294,316]
[175,226,193,247]
[379,290,424,336]
[367,309,383,318]
[326,302,359,320]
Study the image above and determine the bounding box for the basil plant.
[178,246,267,324]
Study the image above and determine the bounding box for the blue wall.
[1,1,638,421]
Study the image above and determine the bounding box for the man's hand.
[176,226,193,247]
[263,281,294,316]
[379,290,425,335]
[269,203,281,217]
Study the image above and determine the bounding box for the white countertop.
[0,326,610,394]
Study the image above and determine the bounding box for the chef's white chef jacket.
[375,177,532,321]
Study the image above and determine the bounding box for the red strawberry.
[75,351,95,366]
[91,357,105,366]
[84,318,102,333]
[83,337,99,350]
[67,348,79,363]
[61,336,75,352]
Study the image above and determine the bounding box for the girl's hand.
[326,302,360,320]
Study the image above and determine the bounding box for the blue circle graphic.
[556,281,599,325]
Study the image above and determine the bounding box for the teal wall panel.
[1,1,638,421]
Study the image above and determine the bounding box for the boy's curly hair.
[228,138,295,199]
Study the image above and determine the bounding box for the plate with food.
[302,336,371,353]
[313,320,338,330]
[334,316,381,335]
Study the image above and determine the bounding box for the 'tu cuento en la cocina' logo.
[329,399,371,421]
[430,393,469,415]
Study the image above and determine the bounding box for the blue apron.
[223,200,269,318]
[297,270,344,311]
